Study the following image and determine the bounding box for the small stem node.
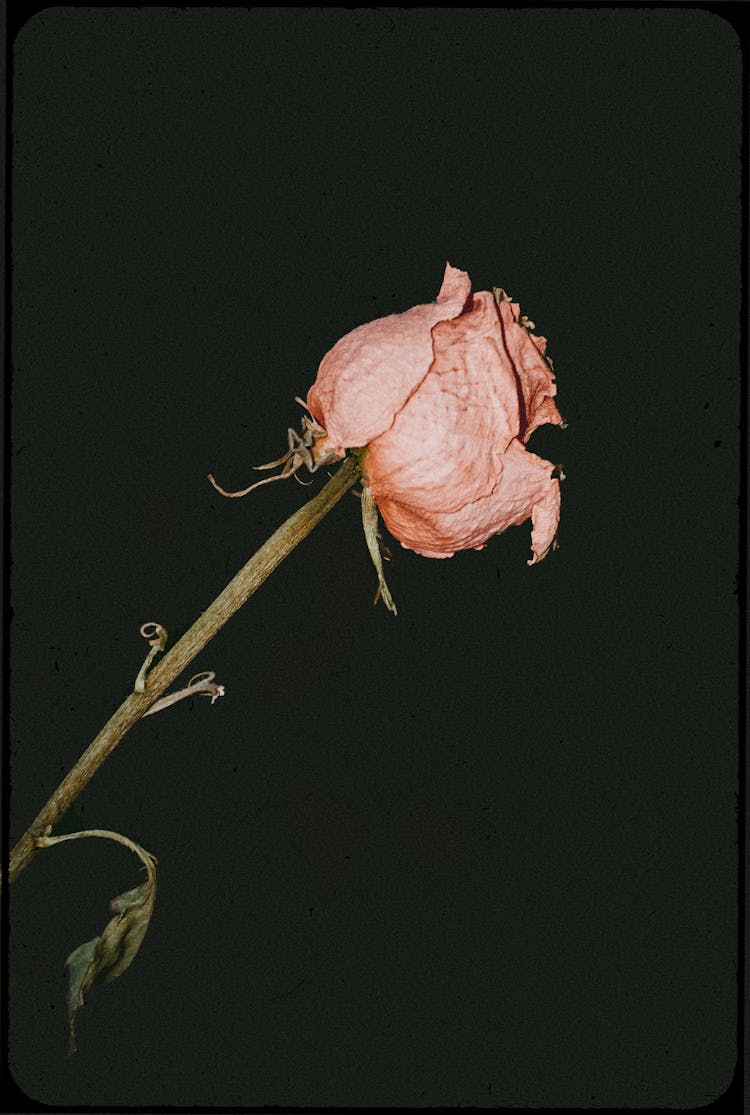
[134,623,168,692]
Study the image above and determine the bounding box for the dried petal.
[494,298,563,443]
[365,291,521,518]
[375,440,560,560]
[307,265,471,452]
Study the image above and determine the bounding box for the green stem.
[7,454,361,885]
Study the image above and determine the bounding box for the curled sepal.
[360,485,397,615]
[207,399,339,499]
[34,828,157,1055]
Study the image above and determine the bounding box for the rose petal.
[365,290,520,515]
[528,475,561,564]
[495,300,563,443]
[375,438,560,561]
[306,263,471,453]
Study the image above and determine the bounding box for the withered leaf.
[36,828,157,1054]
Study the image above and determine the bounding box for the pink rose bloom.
[307,263,564,563]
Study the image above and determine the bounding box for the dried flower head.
[306,263,565,564]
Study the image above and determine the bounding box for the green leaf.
[35,828,157,1054]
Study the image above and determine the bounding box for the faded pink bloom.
[307,263,564,563]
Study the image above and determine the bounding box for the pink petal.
[375,439,560,561]
[306,263,471,453]
[365,290,520,515]
[495,300,563,443]
[528,472,561,564]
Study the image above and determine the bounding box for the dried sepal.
[360,484,397,615]
[208,400,338,499]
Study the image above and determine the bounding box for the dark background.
[7,7,741,1109]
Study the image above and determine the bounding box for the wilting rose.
[306,263,564,563]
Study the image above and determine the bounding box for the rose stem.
[7,454,361,886]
